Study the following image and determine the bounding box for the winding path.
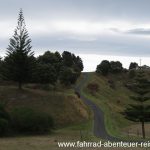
[75,73,119,141]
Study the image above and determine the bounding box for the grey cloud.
[110,27,150,36]
[0,0,150,58]
[127,28,150,35]
[1,0,150,22]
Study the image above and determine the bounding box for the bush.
[96,60,110,75]
[108,80,116,89]
[0,119,9,135]
[87,83,99,95]
[59,67,79,86]
[11,107,54,134]
[110,61,123,73]
[128,70,136,79]
[0,104,10,136]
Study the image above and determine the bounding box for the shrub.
[11,107,54,134]
[96,60,110,75]
[110,61,123,73]
[87,83,99,95]
[129,62,138,70]
[0,104,10,136]
[128,69,136,79]
[108,80,116,89]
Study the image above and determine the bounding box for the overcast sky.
[0,0,150,71]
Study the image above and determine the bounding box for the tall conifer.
[4,9,35,89]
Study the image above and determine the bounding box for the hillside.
[0,85,90,128]
[80,72,150,139]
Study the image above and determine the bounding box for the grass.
[81,72,150,139]
[0,74,150,149]
[0,85,89,127]
[0,129,149,150]
[0,83,97,150]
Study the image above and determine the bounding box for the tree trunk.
[141,121,145,139]
[18,81,22,90]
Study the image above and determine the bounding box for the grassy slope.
[81,72,150,139]
[0,85,89,127]
[0,84,95,150]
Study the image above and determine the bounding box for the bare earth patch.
[122,123,150,138]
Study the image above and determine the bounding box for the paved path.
[75,73,119,141]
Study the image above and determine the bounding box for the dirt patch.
[122,123,150,138]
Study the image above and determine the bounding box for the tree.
[35,63,57,85]
[128,69,136,79]
[36,51,62,85]
[35,51,83,86]
[0,57,2,80]
[59,67,79,86]
[96,60,110,75]
[4,9,35,89]
[110,61,123,73]
[37,51,62,65]
[123,70,150,139]
[72,55,84,72]
[62,51,73,67]
[129,62,138,70]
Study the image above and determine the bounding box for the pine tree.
[123,70,150,139]
[4,9,35,89]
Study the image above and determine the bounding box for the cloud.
[0,0,150,60]
[127,28,150,35]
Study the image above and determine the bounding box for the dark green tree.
[62,51,73,67]
[37,51,62,65]
[129,62,138,70]
[123,70,150,139]
[4,9,35,89]
[96,60,110,75]
[59,67,79,86]
[35,63,57,85]
[110,61,123,73]
[36,51,62,84]
[35,51,83,86]
[72,55,83,72]
[0,57,2,80]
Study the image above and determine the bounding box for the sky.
[0,0,150,71]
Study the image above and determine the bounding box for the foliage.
[96,60,123,75]
[0,10,83,89]
[108,79,116,89]
[34,63,57,85]
[59,67,80,86]
[0,57,3,80]
[123,70,150,139]
[0,104,10,136]
[11,107,54,134]
[96,60,110,75]
[3,9,35,89]
[87,82,99,94]
[129,62,138,70]
[110,61,123,73]
[128,69,136,79]
[35,51,83,86]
